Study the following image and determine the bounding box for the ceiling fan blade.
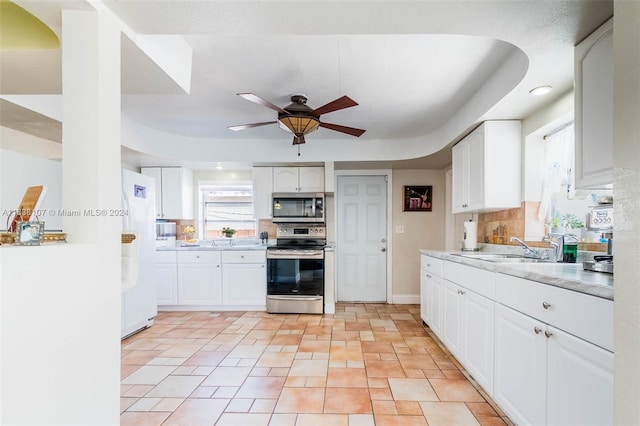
[228,121,277,131]
[310,95,358,117]
[292,135,306,145]
[237,93,287,114]
[319,122,366,137]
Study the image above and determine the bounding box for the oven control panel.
[276,225,325,238]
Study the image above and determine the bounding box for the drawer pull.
[542,302,551,309]
[534,326,542,334]
[426,274,432,278]
[544,330,553,338]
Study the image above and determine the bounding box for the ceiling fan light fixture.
[278,114,320,136]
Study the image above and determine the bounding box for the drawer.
[177,251,221,264]
[443,260,495,299]
[222,250,266,264]
[496,273,613,351]
[155,250,177,264]
[421,255,443,277]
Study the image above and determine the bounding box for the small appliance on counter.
[583,201,614,274]
[462,220,478,251]
[155,221,176,247]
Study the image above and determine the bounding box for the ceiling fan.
[228,93,366,146]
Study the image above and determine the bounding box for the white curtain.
[539,123,575,221]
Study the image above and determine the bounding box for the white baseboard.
[391,294,420,304]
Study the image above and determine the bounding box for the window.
[199,183,255,239]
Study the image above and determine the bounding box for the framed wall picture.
[403,185,432,211]
[15,221,45,246]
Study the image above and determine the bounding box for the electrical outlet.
[396,225,405,233]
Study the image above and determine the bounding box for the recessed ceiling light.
[529,85,552,96]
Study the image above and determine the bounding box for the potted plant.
[562,213,585,230]
[546,213,565,235]
[221,227,236,238]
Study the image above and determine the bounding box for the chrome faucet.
[510,236,541,258]
[229,238,236,247]
[543,234,564,262]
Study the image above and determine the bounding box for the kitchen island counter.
[420,249,614,300]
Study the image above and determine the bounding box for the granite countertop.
[420,249,614,301]
[158,240,272,251]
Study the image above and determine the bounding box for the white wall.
[0,148,63,230]
[392,169,446,301]
[613,2,640,423]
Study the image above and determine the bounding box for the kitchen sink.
[451,253,554,263]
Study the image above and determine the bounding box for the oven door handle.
[267,295,323,301]
[267,252,324,259]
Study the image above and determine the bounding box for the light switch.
[396,225,405,233]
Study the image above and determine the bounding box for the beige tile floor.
[121,304,512,425]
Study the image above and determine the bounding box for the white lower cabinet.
[155,251,178,305]
[494,303,547,426]
[221,251,266,307]
[177,251,222,305]
[442,278,494,394]
[442,280,464,359]
[420,255,444,337]
[461,289,494,394]
[418,254,613,425]
[494,303,613,426]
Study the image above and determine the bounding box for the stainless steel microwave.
[272,192,325,223]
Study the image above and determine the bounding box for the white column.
[0,8,121,425]
[613,1,640,425]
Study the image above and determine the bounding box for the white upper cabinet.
[273,167,324,192]
[141,167,194,220]
[451,121,521,214]
[575,18,613,189]
[252,167,274,219]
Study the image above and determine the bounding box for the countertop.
[420,249,614,301]
[157,242,271,251]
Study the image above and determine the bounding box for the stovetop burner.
[583,255,613,274]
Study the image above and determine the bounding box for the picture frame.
[403,185,432,212]
[15,221,44,246]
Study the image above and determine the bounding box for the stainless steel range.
[266,224,326,314]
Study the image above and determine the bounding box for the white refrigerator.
[121,169,158,338]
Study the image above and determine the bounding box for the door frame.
[333,169,393,304]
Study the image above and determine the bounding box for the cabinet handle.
[426,274,432,278]
[542,302,551,309]
[544,330,553,338]
[534,326,542,334]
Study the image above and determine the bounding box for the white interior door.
[336,175,387,302]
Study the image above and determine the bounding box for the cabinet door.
[420,269,430,324]
[273,167,300,192]
[494,304,547,426]
[442,280,464,359]
[141,167,163,219]
[575,18,613,189]
[465,130,485,211]
[178,264,221,305]
[155,263,177,305]
[253,167,273,218]
[462,290,494,395]
[451,141,467,213]
[161,168,193,220]
[429,275,444,338]
[222,263,266,306]
[298,167,324,192]
[546,326,613,426]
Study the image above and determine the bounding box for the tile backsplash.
[476,201,606,252]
